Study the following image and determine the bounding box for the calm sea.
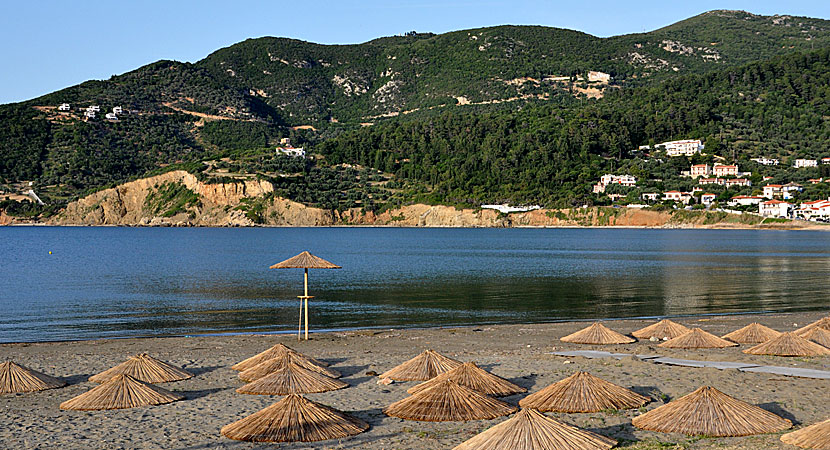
[1,227,829,343]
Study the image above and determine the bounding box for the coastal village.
[591,139,830,222]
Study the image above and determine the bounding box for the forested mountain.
[1,10,830,216]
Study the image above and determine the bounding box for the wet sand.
[1,311,828,449]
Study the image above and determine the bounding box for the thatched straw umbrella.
[781,417,830,449]
[802,327,830,348]
[60,374,183,410]
[560,322,635,345]
[88,353,193,384]
[239,352,340,382]
[379,349,462,381]
[453,408,617,450]
[407,362,526,397]
[0,361,66,394]
[384,380,517,422]
[231,343,329,371]
[795,316,830,337]
[237,361,348,395]
[270,251,341,341]
[722,323,782,344]
[659,328,738,349]
[743,332,830,357]
[631,386,791,437]
[221,394,368,443]
[632,319,690,340]
[519,371,649,413]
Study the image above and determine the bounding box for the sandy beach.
[2,311,829,450]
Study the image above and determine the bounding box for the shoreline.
[0,308,812,346]
[2,311,828,449]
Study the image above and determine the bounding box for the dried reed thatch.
[632,319,690,340]
[407,362,526,397]
[239,353,340,382]
[232,343,329,371]
[221,394,368,443]
[795,316,830,337]
[802,327,830,349]
[384,380,517,422]
[237,361,348,395]
[60,374,183,410]
[560,322,635,345]
[631,386,791,437]
[518,371,649,413]
[379,349,462,381]
[743,332,830,357]
[269,251,342,269]
[88,353,193,384]
[0,361,66,394]
[453,408,617,450]
[722,323,782,344]
[780,417,830,449]
[659,328,738,349]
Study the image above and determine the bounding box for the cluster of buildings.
[757,198,830,220]
[60,103,124,121]
[685,163,752,188]
[592,174,636,194]
[275,138,306,158]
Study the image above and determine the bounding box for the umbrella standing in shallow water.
[270,251,341,341]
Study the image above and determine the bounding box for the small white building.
[659,139,704,157]
[593,174,636,193]
[587,71,611,83]
[725,178,751,188]
[641,192,660,202]
[822,157,830,165]
[276,146,306,158]
[700,193,717,206]
[794,159,818,168]
[763,184,783,199]
[699,178,725,186]
[112,106,123,114]
[663,191,692,204]
[84,110,96,119]
[729,196,764,207]
[782,183,803,200]
[759,200,792,218]
[58,103,70,111]
[105,112,118,121]
[713,164,738,177]
[690,164,711,178]
[87,105,101,112]
[751,157,779,166]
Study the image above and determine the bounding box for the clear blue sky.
[1,0,828,104]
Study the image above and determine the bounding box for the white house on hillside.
[759,200,792,218]
[660,139,704,157]
[794,159,818,168]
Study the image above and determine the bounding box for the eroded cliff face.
[41,170,811,229]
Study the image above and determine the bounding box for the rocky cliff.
[29,170,818,229]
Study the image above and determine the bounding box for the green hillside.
[1,10,830,217]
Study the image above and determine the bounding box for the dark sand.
[2,311,828,449]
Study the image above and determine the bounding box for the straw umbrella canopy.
[453,408,617,450]
[722,323,782,344]
[659,328,738,349]
[743,332,830,357]
[88,353,193,384]
[236,361,348,395]
[384,380,517,422]
[270,251,341,341]
[632,319,690,340]
[0,361,66,394]
[519,371,649,413]
[231,343,329,372]
[802,327,830,349]
[795,316,830,337]
[379,349,462,381]
[407,362,526,397]
[221,394,368,443]
[239,352,340,382]
[631,386,792,437]
[560,322,635,345]
[781,417,830,449]
[60,374,183,411]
